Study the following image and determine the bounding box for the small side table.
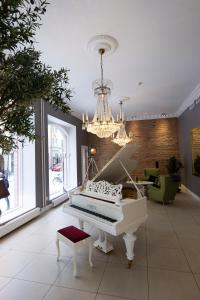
[135,181,154,197]
[126,180,153,197]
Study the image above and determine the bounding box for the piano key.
[70,204,117,223]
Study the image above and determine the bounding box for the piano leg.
[123,232,137,268]
[94,230,114,253]
[56,238,60,261]
[73,250,77,277]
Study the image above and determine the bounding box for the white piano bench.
[56,225,93,277]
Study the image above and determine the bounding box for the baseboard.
[181,184,200,201]
[0,208,40,238]
[52,193,69,207]
[40,203,53,213]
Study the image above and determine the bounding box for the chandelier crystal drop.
[82,48,120,138]
[112,101,132,146]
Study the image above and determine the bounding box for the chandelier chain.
[100,49,104,87]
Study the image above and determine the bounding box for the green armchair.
[144,168,159,180]
[147,175,179,204]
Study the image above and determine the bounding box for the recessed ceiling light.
[161,113,168,117]
[131,115,137,120]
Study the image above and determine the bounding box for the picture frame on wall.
[191,126,200,177]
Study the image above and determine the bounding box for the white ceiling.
[36,0,200,120]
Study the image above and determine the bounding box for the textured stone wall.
[87,118,180,179]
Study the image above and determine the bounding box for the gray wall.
[35,100,88,208]
[179,102,200,196]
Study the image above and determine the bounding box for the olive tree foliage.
[0,0,72,153]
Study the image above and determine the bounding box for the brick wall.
[87,118,180,179]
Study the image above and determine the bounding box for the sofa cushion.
[148,175,158,183]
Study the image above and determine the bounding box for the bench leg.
[56,238,60,261]
[73,250,77,277]
[79,219,84,230]
[89,241,93,267]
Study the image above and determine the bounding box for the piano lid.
[93,143,139,184]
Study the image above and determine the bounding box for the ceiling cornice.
[72,82,200,122]
[127,113,177,121]
[176,82,200,117]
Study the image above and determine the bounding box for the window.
[0,140,36,222]
[0,150,21,214]
[48,124,67,199]
[48,116,77,201]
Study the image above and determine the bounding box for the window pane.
[0,141,35,220]
[48,124,66,200]
[48,115,77,201]
[0,150,21,213]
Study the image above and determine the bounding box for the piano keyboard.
[70,204,117,223]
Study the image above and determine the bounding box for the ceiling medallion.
[86,35,118,56]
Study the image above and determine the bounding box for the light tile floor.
[0,191,200,299]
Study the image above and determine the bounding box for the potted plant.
[0,0,71,153]
[166,156,183,182]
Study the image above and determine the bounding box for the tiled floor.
[0,191,200,299]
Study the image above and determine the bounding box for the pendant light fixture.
[112,100,132,146]
[82,36,120,138]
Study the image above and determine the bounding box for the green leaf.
[0,0,72,153]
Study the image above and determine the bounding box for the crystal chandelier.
[82,48,120,138]
[112,101,132,146]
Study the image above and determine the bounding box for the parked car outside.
[51,163,62,172]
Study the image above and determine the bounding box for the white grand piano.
[63,143,147,267]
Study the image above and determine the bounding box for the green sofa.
[147,175,179,204]
[144,168,160,180]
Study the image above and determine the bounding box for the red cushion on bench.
[57,226,90,243]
